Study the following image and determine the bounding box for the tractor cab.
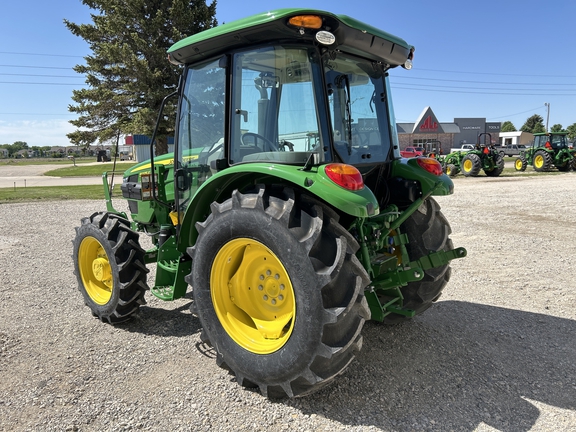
[171,22,404,224]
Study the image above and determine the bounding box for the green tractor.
[422,140,462,177]
[72,9,466,399]
[440,151,467,177]
[514,132,576,172]
[460,133,504,177]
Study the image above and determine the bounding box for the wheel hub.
[78,236,113,305]
[92,257,112,283]
[211,238,295,354]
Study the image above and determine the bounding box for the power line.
[415,68,576,79]
[0,73,84,79]
[0,64,77,70]
[487,106,546,120]
[392,82,572,92]
[0,81,86,86]
[393,86,576,96]
[393,76,576,86]
[0,51,84,59]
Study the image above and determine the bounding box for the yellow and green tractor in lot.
[515,132,576,172]
[72,9,466,398]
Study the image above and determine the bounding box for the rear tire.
[383,198,453,324]
[461,153,481,177]
[485,154,504,177]
[533,150,552,172]
[73,212,148,324]
[189,186,370,398]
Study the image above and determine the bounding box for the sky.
[1,0,575,148]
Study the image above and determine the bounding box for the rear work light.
[324,164,364,191]
[416,157,443,176]
[288,15,323,29]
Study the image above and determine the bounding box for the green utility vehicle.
[460,133,504,177]
[514,132,576,172]
[73,9,466,398]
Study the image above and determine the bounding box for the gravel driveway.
[0,173,575,431]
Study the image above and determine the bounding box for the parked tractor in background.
[424,140,463,177]
[440,151,468,177]
[460,133,504,177]
[72,9,466,399]
[514,132,576,172]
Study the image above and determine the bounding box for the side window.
[178,59,226,166]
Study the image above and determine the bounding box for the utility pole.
[544,102,550,132]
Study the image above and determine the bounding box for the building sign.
[412,106,444,134]
[419,115,438,132]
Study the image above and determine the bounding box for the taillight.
[324,164,364,191]
[416,157,443,176]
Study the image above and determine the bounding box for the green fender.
[391,158,454,196]
[177,163,380,251]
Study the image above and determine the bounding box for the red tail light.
[416,157,443,176]
[324,164,364,191]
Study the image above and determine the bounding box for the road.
[0,161,131,188]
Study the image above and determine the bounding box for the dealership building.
[396,107,502,154]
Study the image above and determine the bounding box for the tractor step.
[151,285,176,300]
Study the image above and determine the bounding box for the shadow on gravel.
[121,298,202,338]
[289,300,576,431]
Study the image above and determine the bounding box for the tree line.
[501,115,576,139]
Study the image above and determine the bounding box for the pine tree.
[500,121,516,132]
[520,114,545,134]
[65,0,217,155]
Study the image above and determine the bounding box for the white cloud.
[0,119,77,147]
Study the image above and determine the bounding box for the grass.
[0,157,95,166]
[0,185,107,203]
[44,163,137,177]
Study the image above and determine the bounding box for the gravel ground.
[0,173,575,431]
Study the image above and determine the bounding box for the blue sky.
[1,0,575,147]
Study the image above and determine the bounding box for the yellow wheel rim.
[446,166,452,176]
[463,159,473,172]
[211,238,295,354]
[534,155,543,168]
[78,236,113,305]
[515,159,523,170]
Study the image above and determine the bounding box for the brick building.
[396,107,501,155]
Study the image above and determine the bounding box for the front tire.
[515,156,527,171]
[445,163,459,177]
[189,186,370,398]
[73,212,148,323]
[384,198,453,324]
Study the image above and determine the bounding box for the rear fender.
[391,158,454,196]
[177,163,379,251]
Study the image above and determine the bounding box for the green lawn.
[43,163,137,177]
[0,185,108,203]
[0,157,95,166]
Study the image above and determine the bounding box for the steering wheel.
[241,132,277,152]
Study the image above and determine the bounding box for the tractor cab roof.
[533,132,568,136]
[167,9,413,69]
